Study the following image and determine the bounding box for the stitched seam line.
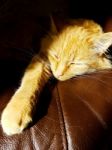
[55,85,68,150]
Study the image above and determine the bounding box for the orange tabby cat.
[1,18,112,135]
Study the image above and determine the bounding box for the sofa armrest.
[0,69,112,149]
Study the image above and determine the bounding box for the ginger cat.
[1,18,112,135]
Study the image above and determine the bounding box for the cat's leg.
[1,56,51,135]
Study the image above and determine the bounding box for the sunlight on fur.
[1,17,112,135]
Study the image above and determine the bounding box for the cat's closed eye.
[50,52,59,61]
[54,55,59,61]
[70,62,83,65]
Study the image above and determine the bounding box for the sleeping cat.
[1,17,112,135]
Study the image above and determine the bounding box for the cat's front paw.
[1,99,33,135]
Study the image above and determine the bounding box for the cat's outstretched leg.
[1,56,51,135]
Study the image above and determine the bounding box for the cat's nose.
[57,74,62,77]
[55,72,63,78]
[55,72,65,81]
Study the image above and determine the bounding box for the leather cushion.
[0,69,112,149]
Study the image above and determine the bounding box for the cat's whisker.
[106,48,110,53]
[37,23,54,40]
[106,48,112,53]
[14,48,36,58]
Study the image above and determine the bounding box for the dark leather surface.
[0,1,112,149]
[0,69,112,150]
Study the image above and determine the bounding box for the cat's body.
[1,18,112,135]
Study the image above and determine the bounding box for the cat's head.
[49,29,112,81]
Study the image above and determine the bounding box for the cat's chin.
[56,76,71,81]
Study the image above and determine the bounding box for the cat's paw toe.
[1,104,32,135]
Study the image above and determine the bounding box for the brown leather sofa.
[0,1,112,150]
[1,66,112,150]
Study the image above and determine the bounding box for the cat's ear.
[50,15,58,34]
[92,32,112,54]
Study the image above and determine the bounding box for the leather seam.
[55,85,68,150]
[29,129,37,150]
